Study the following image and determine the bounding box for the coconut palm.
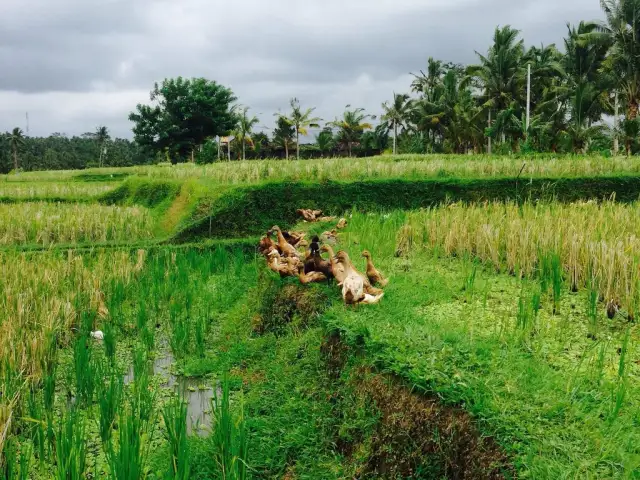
[411,57,444,100]
[9,128,25,171]
[315,128,335,157]
[278,98,321,160]
[381,93,412,154]
[273,116,295,160]
[328,107,374,157]
[584,0,640,120]
[234,107,260,160]
[95,126,110,167]
[466,26,526,151]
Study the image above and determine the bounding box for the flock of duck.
[258,210,388,305]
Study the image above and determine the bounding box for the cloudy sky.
[0,0,603,139]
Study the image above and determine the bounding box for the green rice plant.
[106,408,148,480]
[103,323,117,365]
[194,316,207,358]
[131,347,155,430]
[0,202,154,246]
[73,336,95,407]
[25,387,46,464]
[210,378,249,480]
[610,328,631,422]
[96,365,123,444]
[169,302,191,359]
[162,396,190,480]
[587,278,599,338]
[550,253,563,315]
[1,437,30,480]
[55,409,86,480]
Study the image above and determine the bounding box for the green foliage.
[162,396,190,480]
[210,378,249,480]
[129,77,237,164]
[55,410,86,480]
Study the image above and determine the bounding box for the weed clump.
[253,282,329,336]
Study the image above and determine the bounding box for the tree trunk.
[628,101,638,121]
[13,145,18,171]
[487,111,492,155]
[393,123,397,154]
[242,140,246,161]
[191,148,194,163]
[227,141,231,161]
[217,137,221,161]
[296,129,300,160]
[99,143,104,167]
[614,91,619,155]
[285,142,289,160]
[348,142,352,157]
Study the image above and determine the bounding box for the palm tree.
[95,126,110,167]
[278,98,321,160]
[9,128,25,171]
[315,128,335,157]
[329,107,374,157]
[466,25,526,152]
[381,93,412,154]
[273,116,295,160]
[584,0,640,120]
[234,107,260,160]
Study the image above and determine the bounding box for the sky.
[0,0,603,139]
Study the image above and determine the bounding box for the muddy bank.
[322,331,515,479]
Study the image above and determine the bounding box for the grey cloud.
[0,0,604,137]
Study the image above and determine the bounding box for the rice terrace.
[3,0,640,479]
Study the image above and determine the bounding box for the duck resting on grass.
[267,250,300,278]
[362,250,389,287]
[297,264,328,284]
[335,251,384,305]
[270,226,299,258]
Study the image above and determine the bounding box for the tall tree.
[278,98,321,160]
[234,107,260,160]
[381,93,412,154]
[129,77,237,164]
[9,128,25,171]
[586,0,640,120]
[95,126,110,167]
[466,26,526,152]
[315,128,335,157]
[273,116,295,160]
[329,107,374,157]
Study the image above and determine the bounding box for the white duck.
[335,251,365,304]
[90,330,105,341]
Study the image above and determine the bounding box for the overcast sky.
[0,0,603,139]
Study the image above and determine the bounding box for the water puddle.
[124,350,219,436]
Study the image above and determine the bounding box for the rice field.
[2,158,640,478]
[4,154,640,186]
[397,200,640,316]
[0,202,154,246]
[0,182,117,199]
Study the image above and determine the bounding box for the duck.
[362,250,389,287]
[335,251,365,304]
[267,250,300,278]
[310,237,333,278]
[336,218,348,229]
[297,264,328,284]
[320,229,338,245]
[321,245,346,284]
[297,209,324,222]
[333,248,382,296]
[283,230,306,247]
[270,226,299,258]
[258,233,278,256]
[90,330,105,341]
[361,292,385,304]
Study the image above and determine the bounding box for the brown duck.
[362,250,389,287]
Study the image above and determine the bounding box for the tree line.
[0,128,149,173]
[2,0,638,170]
[127,0,640,162]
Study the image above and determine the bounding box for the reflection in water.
[124,350,220,436]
